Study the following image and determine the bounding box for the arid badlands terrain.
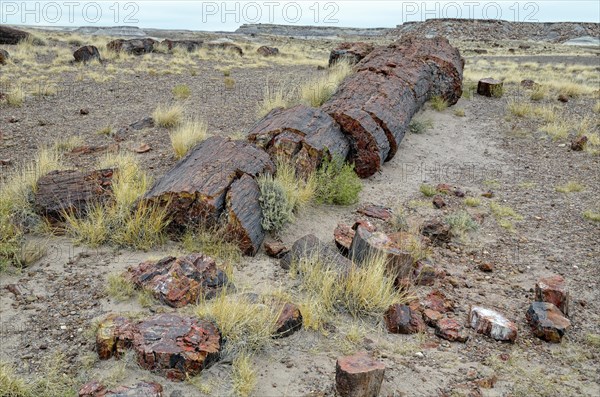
[1,18,599,397]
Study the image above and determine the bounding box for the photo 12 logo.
[400,1,540,23]
[199,1,340,24]
[0,1,140,24]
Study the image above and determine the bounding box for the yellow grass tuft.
[555,181,585,193]
[541,119,569,141]
[105,273,136,301]
[257,85,287,118]
[299,60,353,107]
[172,84,191,100]
[169,118,209,159]
[152,103,183,128]
[182,226,241,268]
[232,353,257,397]
[429,95,449,111]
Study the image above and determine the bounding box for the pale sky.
[1,1,599,31]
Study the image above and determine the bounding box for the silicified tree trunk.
[322,36,464,178]
[0,26,29,44]
[34,169,116,221]
[247,105,350,177]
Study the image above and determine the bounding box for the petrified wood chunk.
[384,304,426,334]
[78,380,163,397]
[73,45,101,63]
[469,306,517,342]
[124,254,229,308]
[133,314,221,381]
[161,39,203,52]
[280,234,351,273]
[526,302,571,343]
[329,42,374,67]
[0,26,29,44]
[535,275,569,316]
[107,38,157,55]
[273,302,303,338]
[335,352,385,397]
[34,169,116,221]
[334,223,355,255]
[477,78,503,97]
[96,314,135,360]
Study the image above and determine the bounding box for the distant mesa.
[74,25,146,37]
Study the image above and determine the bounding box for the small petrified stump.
[535,275,569,316]
[107,38,157,55]
[257,45,279,56]
[335,352,385,397]
[264,240,289,258]
[78,380,163,397]
[96,314,135,360]
[469,306,517,342]
[526,302,571,343]
[73,45,101,63]
[570,135,588,151]
[273,302,303,338]
[280,234,351,273]
[350,226,413,278]
[432,195,446,209]
[125,254,229,308]
[420,219,452,245]
[477,78,503,97]
[384,304,426,334]
[357,204,393,221]
[435,318,469,342]
[0,49,9,65]
[334,223,355,255]
[134,313,221,380]
[35,169,116,221]
[423,290,455,313]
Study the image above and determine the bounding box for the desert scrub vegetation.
[181,226,242,266]
[408,117,433,134]
[299,60,352,107]
[445,211,479,238]
[419,184,437,197]
[105,273,136,301]
[582,210,600,222]
[540,119,569,141]
[314,155,362,205]
[152,103,183,128]
[172,84,191,100]
[453,108,466,117]
[96,125,114,136]
[257,85,287,118]
[389,207,409,232]
[429,95,448,111]
[169,118,209,159]
[555,181,585,193]
[490,201,523,232]
[258,173,294,232]
[232,353,257,397]
[464,197,481,207]
[530,85,547,101]
[62,152,170,249]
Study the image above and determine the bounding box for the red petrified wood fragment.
[95,314,136,360]
[78,380,163,397]
[435,318,469,342]
[384,304,426,334]
[357,204,393,221]
[334,223,355,255]
[469,306,517,342]
[125,254,229,308]
[535,275,569,316]
[335,352,385,397]
[526,302,571,343]
[273,302,303,338]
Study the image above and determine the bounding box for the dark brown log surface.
[0,26,29,44]
[143,136,274,228]
[34,169,116,220]
[322,36,464,178]
[280,234,351,272]
[247,105,350,176]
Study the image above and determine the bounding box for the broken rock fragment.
[273,302,303,338]
[335,352,385,397]
[357,204,393,221]
[477,78,503,97]
[280,234,351,273]
[435,318,469,343]
[526,302,571,343]
[78,380,163,397]
[384,304,426,334]
[334,223,355,255]
[125,254,229,308]
[469,306,517,342]
[423,290,455,313]
[95,314,135,360]
[535,275,569,316]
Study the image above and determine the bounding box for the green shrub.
[429,96,448,111]
[445,211,479,236]
[314,155,362,205]
[409,118,433,134]
[419,184,437,197]
[258,175,294,231]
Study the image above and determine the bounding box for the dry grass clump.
[445,211,479,238]
[555,181,585,193]
[419,184,437,197]
[257,85,287,118]
[583,210,600,222]
[172,84,191,99]
[540,119,569,141]
[453,108,466,117]
[152,103,183,128]
[314,155,362,205]
[429,95,449,111]
[55,135,84,152]
[169,118,209,159]
[408,117,433,134]
[299,60,353,107]
[105,273,136,301]
[232,353,257,397]
[96,126,114,136]
[530,85,547,101]
[4,86,25,107]
[63,152,169,250]
[593,102,600,114]
[181,226,242,266]
[465,197,481,207]
[490,201,523,232]
[507,100,533,118]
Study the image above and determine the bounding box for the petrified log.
[384,304,426,334]
[349,226,413,278]
[329,42,374,67]
[247,105,350,177]
[161,39,203,52]
[206,41,243,56]
[143,136,274,230]
[335,352,385,397]
[535,275,569,316]
[107,38,157,55]
[224,174,265,255]
[357,204,393,221]
[257,45,279,56]
[133,314,221,380]
[34,169,116,221]
[280,234,351,273]
[73,45,101,63]
[96,314,136,360]
[0,49,9,65]
[477,78,503,97]
[124,254,229,308]
[273,302,303,338]
[322,36,463,178]
[0,26,29,44]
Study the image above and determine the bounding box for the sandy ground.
[1,37,599,397]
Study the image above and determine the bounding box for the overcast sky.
[1,1,599,31]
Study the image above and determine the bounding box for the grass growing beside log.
[314,155,362,205]
[299,60,353,107]
[181,226,242,266]
[169,118,209,159]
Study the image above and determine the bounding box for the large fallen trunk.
[322,36,464,178]
[34,169,116,221]
[143,137,273,253]
[247,105,350,177]
[0,26,29,44]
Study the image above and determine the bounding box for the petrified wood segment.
[247,105,350,176]
[322,36,463,178]
[124,254,229,308]
[0,26,29,44]
[329,42,375,67]
[78,380,163,397]
[224,174,265,256]
[143,136,274,229]
[335,352,385,397]
[34,169,116,220]
[133,314,221,381]
[96,314,135,360]
[477,77,503,97]
[280,234,352,273]
[73,45,101,63]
